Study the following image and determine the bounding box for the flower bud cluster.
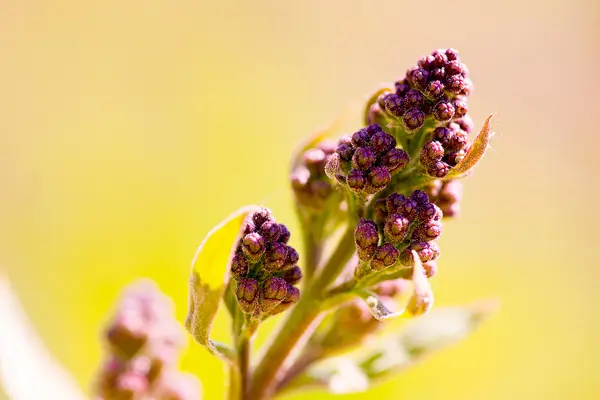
[423,179,464,218]
[329,124,409,195]
[419,119,473,177]
[232,208,301,317]
[291,141,337,211]
[97,281,200,400]
[356,190,442,277]
[376,48,472,134]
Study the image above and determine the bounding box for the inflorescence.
[232,208,301,317]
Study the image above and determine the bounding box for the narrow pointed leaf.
[445,114,495,179]
[185,206,260,363]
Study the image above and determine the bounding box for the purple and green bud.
[355,219,380,261]
[258,277,288,314]
[236,278,259,314]
[241,232,266,262]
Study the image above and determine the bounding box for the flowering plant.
[0,48,496,400]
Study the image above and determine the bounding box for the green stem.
[248,227,356,399]
[227,366,241,400]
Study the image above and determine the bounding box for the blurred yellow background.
[1,0,599,399]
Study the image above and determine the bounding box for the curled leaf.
[359,291,403,321]
[0,276,86,400]
[405,252,434,316]
[185,206,260,363]
[446,114,495,179]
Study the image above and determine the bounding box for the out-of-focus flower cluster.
[423,179,464,218]
[291,141,337,212]
[232,208,302,317]
[326,124,409,196]
[356,190,442,278]
[96,281,200,400]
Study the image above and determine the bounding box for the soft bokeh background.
[1,0,599,399]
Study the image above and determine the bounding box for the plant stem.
[248,227,356,399]
[238,335,251,399]
[227,365,241,400]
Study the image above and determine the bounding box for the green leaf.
[445,114,495,179]
[282,300,498,395]
[185,206,260,363]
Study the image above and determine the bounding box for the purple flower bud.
[423,260,438,278]
[456,115,474,133]
[448,129,468,151]
[427,161,450,178]
[264,242,289,271]
[259,277,288,314]
[410,190,430,206]
[445,48,460,61]
[433,126,454,148]
[241,232,266,262]
[279,266,302,285]
[259,220,281,242]
[366,166,391,193]
[385,193,406,214]
[431,50,448,68]
[420,140,445,166]
[445,60,464,77]
[418,203,443,222]
[270,284,300,316]
[380,150,407,176]
[352,147,377,170]
[446,75,467,95]
[395,79,411,96]
[251,208,273,230]
[425,80,445,99]
[371,243,400,271]
[370,131,396,154]
[351,129,371,147]
[283,246,299,269]
[398,196,419,221]
[355,219,379,261]
[402,108,425,132]
[381,93,405,118]
[337,137,355,161]
[303,148,328,174]
[462,78,473,95]
[236,278,259,314]
[430,67,446,81]
[413,220,443,241]
[403,89,425,108]
[365,124,382,136]
[399,241,437,266]
[347,168,367,192]
[433,100,455,122]
[452,97,469,118]
[444,149,467,166]
[384,214,410,244]
[418,55,435,70]
[409,68,429,90]
[277,224,291,244]
[243,220,256,234]
[231,253,249,278]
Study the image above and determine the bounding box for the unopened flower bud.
[241,232,266,262]
[433,126,454,148]
[283,246,299,270]
[402,108,425,131]
[370,131,396,154]
[446,75,467,94]
[395,79,411,96]
[251,208,272,230]
[433,100,455,122]
[409,67,429,90]
[352,147,377,170]
[279,266,302,285]
[277,224,291,244]
[456,115,474,133]
[381,148,409,174]
[384,214,410,244]
[410,190,430,206]
[452,97,469,118]
[444,149,467,166]
[259,220,281,242]
[337,137,355,161]
[303,148,328,174]
[423,260,438,278]
[372,199,388,226]
[445,48,459,61]
[381,93,405,118]
[427,161,450,178]
[236,278,259,314]
[425,80,445,99]
[448,129,468,151]
[404,89,425,108]
[418,203,443,222]
[431,50,448,67]
[366,166,391,193]
[355,219,379,261]
[420,140,444,166]
[371,244,400,271]
[413,220,443,241]
[259,277,288,314]
[347,169,367,192]
[264,242,288,271]
[351,129,371,148]
[400,241,439,266]
[231,253,249,278]
[270,284,300,316]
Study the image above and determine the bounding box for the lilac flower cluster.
[232,208,301,317]
[291,141,337,211]
[378,48,472,132]
[97,281,200,400]
[355,190,442,277]
[330,124,409,195]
